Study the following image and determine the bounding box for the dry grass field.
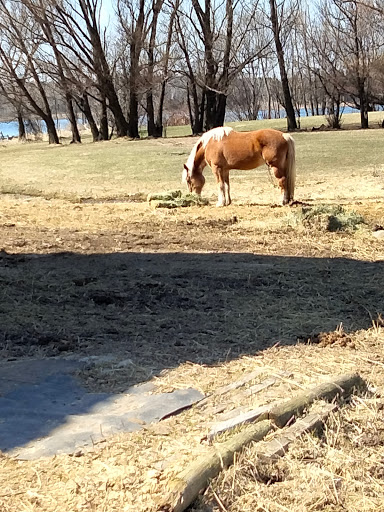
[0,113,384,511]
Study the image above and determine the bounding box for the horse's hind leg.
[271,166,289,205]
[263,146,289,205]
[212,165,231,206]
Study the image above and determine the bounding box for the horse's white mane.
[183,127,233,182]
[200,126,233,148]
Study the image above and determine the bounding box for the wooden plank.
[206,372,292,416]
[257,403,338,459]
[207,400,281,441]
[208,405,270,441]
[196,369,265,409]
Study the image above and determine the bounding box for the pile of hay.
[290,204,366,232]
[147,190,209,208]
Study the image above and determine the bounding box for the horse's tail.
[282,133,296,202]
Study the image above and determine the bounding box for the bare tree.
[20,0,82,143]
[190,0,234,129]
[116,0,146,138]
[0,80,27,140]
[268,0,298,130]
[145,0,164,137]
[175,0,271,131]
[0,0,60,143]
[309,0,384,128]
[53,0,129,137]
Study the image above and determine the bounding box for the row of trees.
[0,0,384,143]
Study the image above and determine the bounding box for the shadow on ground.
[1,250,381,368]
[0,251,382,455]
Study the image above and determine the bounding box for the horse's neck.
[194,145,206,173]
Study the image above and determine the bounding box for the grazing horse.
[182,126,296,206]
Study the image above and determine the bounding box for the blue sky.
[100,0,115,27]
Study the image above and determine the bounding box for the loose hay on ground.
[287,204,367,232]
[147,190,209,208]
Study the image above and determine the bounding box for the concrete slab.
[0,358,204,460]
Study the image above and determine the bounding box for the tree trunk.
[126,0,145,139]
[128,36,141,139]
[45,115,60,144]
[65,93,81,143]
[146,0,164,137]
[99,97,109,140]
[128,88,140,139]
[215,94,227,126]
[187,82,204,135]
[17,111,26,142]
[204,89,216,131]
[154,81,166,138]
[105,83,129,136]
[76,92,100,142]
[147,91,158,137]
[269,0,297,131]
[358,82,369,128]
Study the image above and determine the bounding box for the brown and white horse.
[182,126,296,206]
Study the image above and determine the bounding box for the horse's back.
[248,128,287,148]
[205,128,287,170]
[211,128,287,151]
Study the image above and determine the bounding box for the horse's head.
[182,164,205,195]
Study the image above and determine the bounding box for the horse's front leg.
[223,170,231,206]
[212,165,231,207]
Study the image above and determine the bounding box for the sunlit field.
[0,112,383,204]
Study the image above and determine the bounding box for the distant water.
[257,105,360,119]
[0,106,374,137]
[0,120,20,137]
[0,118,82,138]
[225,105,362,122]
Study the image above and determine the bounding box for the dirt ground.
[0,196,382,370]
[0,192,384,511]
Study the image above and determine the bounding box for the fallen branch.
[269,373,365,428]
